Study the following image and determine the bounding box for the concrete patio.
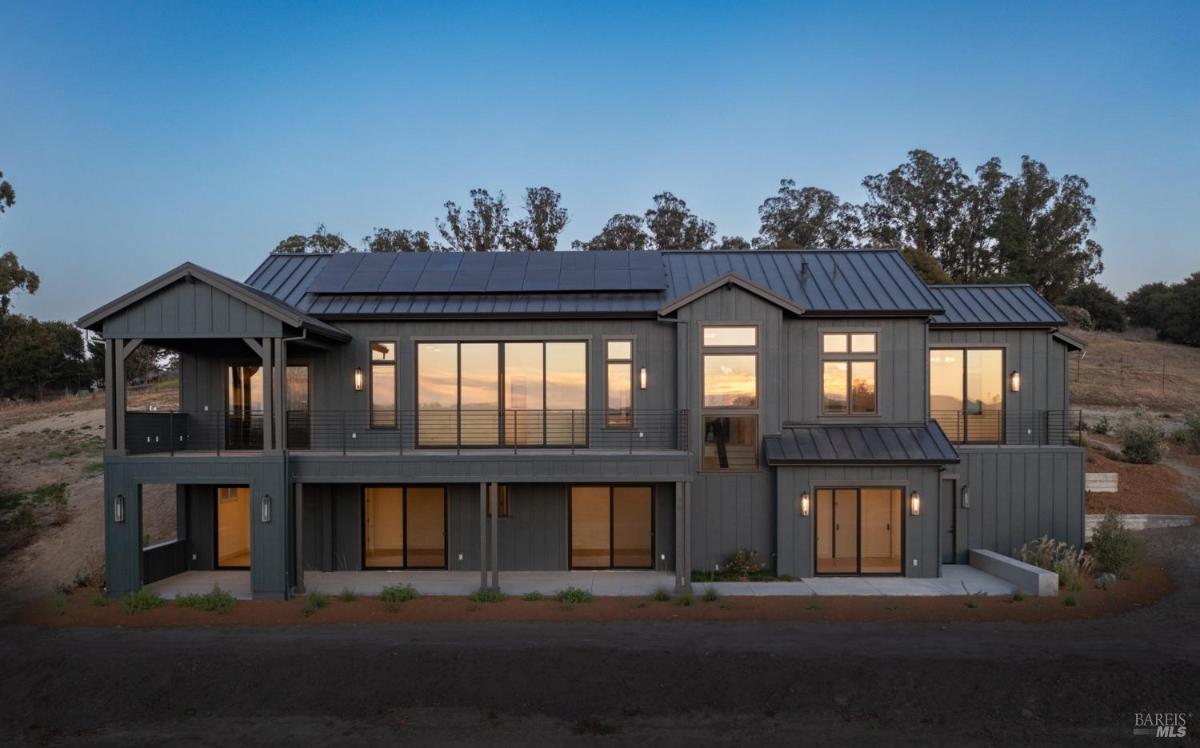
[144,565,1015,600]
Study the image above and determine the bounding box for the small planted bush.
[673,593,694,607]
[380,584,420,604]
[1088,510,1143,579]
[469,587,506,603]
[338,588,358,602]
[120,588,164,615]
[652,587,672,602]
[702,587,720,603]
[725,548,764,580]
[301,591,330,617]
[556,586,593,604]
[520,591,544,602]
[51,592,69,616]
[90,594,109,607]
[1091,415,1111,435]
[1116,408,1167,464]
[175,585,236,613]
[1179,411,1200,453]
[1063,593,1078,607]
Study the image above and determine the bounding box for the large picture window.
[701,325,759,470]
[370,341,397,429]
[416,340,587,448]
[821,332,878,415]
[929,348,1004,442]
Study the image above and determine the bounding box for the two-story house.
[79,249,1085,599]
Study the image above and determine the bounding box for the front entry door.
[216,486,252,569]
[815,487,903,575]
[939,477,957,565]
[570,486,653,569]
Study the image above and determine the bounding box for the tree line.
[275,149,1106,304]
[1060,275,1200,347]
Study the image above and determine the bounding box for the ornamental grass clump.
[725,548,764,580]
[1016,535,1093,590]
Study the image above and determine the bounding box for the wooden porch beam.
[241,337,264,358]
[121,338,143,360]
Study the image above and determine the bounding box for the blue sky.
[2,1,1197,320]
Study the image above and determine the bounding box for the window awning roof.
[764,422,960,466]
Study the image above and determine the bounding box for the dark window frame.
[368,340,398,430]
[819,330,880,417]
[811,485,905,577]
[928,347,1007,444]
[604,337,634,429]
[361,485,448,570]
[699,323,761,473]
[567,484,655,570]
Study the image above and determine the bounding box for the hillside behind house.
[1069,328,1200,413]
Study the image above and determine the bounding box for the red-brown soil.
[1085,447,1198,515]
[21,563,1173,628]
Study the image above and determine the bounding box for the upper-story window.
[605,339,633,427]
[416,341,586,448]
[701,325,758,471]
[929,348,1003,443]
[370,342,397,428]
[821,332,877,415]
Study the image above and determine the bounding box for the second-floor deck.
[123,409,690,456]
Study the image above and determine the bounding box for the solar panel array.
[306,251,667,295]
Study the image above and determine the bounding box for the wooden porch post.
[681,481,693,592]
[674,480,687,592]
[294,482,305,594]
[273,337,286,450]
[489,482,499,590]
[104,338,118,451]
[479,482,488,590]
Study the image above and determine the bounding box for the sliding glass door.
[363,486,446,568]
[815,487,902,575]
[570,486,653,569]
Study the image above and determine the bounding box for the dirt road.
[1,525,1197,745]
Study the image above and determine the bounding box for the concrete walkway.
[145,565,1014,600]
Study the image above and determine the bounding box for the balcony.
[123,409,689,456]
[930,409,1083,447]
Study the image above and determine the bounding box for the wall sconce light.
[909,490,921,516]
[114,494,125,523]
[961,485,970,509]
[261,494,272,523]
[639,367,648,390]
[1009,370,1021,392]
[800,492,811,516]
[353,368,364,391]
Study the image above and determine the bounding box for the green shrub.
[652,587,672,602]
[175,585,236,613]
[1092,415,1111,435]
[1116,409,1167,464]
[1011,591,1025,602]
[1055,559,1084,592]
[520,591,544,602]
[301,591,330,617]
[1089,510,1143,578]
[1063,593,1078,607]
[555,586,593,604]
[724,548,764,579]
[338,588,357,602]
[468,587,506,603]
[673,593,694,607]
[702,587,720,603]
[90,594,109,607]
[51,592,69,616]
[380,584,419,604]
[120,589,164,615]
[1179,411,1200,453]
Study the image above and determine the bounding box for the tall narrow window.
[821,332,878,415]
[227,365,263,449]
[370,342,397,429]
[606,340,633,427]
[416,343,457,444]
[701,325,759,470]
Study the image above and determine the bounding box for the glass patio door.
[815,487,902,575]
[570,486,653,569]
[364,487,446,568]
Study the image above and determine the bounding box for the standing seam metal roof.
[929,285,1064,327]
[763,423,960,465]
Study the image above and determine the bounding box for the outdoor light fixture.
[353,367,364,391]
[639,367,648,390]
[114,494,125,523]
[261,494,272,523]
[961,485,970,509]
[909,490,921,516]
[1010,370,1021,392]
[800,492,811,516]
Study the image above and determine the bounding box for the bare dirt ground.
[0,382,178,616]
[1,524,1197,745]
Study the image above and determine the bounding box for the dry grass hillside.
[1069,328,1200,413]
[0,380,178,614]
